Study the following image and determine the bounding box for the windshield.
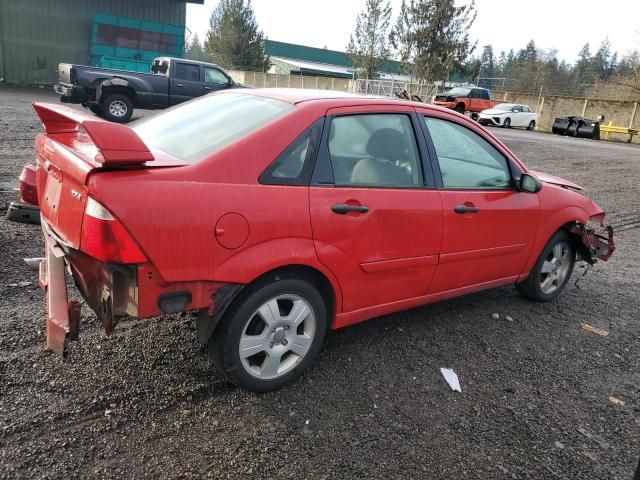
[494,104,516,111]
[132,92,293,163]
[446,87,471,97]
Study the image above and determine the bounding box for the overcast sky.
[186,0,639,64]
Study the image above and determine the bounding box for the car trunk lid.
[33,102,185,248]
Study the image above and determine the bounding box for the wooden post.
[315,77,319,89]
[503,91,508,101]
[628,102,638,129]
[538,96,545,129]
[331,78,335,91]
[581,98,588,117]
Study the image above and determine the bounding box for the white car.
[478,103,538,130]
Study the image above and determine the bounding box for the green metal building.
[0,0,202,85]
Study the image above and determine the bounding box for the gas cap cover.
[214,213,250,249]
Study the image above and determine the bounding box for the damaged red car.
[31,90,614,392]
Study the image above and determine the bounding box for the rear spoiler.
[33,102,154,166]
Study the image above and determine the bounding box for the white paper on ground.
[440,368,461,392]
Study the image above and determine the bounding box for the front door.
[170,62,203,105]
[419,114,540,293]
[203,66,232,94]
[309,107,443,315]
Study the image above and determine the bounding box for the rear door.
[203,66,232,94]
[170,62,203,105]
[418,112,539,293]
[309,105,443,315]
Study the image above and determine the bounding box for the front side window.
[423,116,511,189]
[175,63,200,81]
[205,67,229,85]
[327,114,421,187]
[133,92,293,163]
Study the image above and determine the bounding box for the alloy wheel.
[540,241,572,294]
[238,294,316,380]
[108,100,128,118]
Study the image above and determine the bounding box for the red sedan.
[31,90,614,392]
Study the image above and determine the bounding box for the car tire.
[208,274,328,392]
[503,117,512,128]
[101,94,133,123]
[516,230,575,302]
[454,103,465,114]
[527,120,536,131]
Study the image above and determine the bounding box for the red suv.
[31,90,613,391]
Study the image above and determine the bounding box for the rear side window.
[133,93,293,163]
[260,119,323,185]
[175,63,200,81]
[423,116,511,189]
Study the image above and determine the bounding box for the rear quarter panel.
[87,103,330,284]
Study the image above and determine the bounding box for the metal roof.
[265,40,404,76]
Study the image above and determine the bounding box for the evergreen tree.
[390,0,477,82]
[184,33,210,62]
[480,45,496,78]
[204,0,269,70]
[346,0,393,79]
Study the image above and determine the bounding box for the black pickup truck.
[54,57,240,123]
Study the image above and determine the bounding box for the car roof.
[227,88,450,111]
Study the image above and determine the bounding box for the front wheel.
[208,275,328,392]
[517,230,575,302]
[503,117,512,128]
[454,103,465,114]
[101,94,133,123]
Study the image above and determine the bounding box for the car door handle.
[332,204,369,215]
[454,204,479,214]
[204,86,212,90]
[176,83,184,87]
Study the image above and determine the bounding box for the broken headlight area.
[570,219,615,264]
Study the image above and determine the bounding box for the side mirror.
[519,173,542,193]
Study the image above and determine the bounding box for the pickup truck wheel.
[101,94,133,123]
[503,118,512,128]
[454,103,465,114]
[208,275,328,392]
[516,230,575,302]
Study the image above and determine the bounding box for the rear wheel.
[517,230,575,302]
[503,117,512,128]
[527,120,536,131]
[454,103,465,114]
[101,94,133,123]
[208,275,328,392]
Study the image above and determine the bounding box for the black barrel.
[552,117,570,135]
[577,119,600,140]
[567,116,584,137]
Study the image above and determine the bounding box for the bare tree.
[346,0,393,79]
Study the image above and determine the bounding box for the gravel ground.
[1,86,639,479]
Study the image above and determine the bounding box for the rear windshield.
[446,87,471,97]
[132,92,293,163]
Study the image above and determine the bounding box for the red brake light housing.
[81,197,147,264]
